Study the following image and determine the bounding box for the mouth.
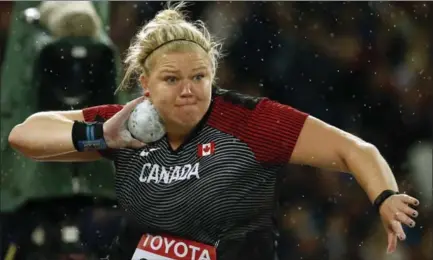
[175,103,197,107]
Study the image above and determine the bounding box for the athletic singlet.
[82,88,308,260]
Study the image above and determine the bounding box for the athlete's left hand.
[379,194,419,254]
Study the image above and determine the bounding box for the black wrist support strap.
[373,189,399,213]
[72,121,107,152]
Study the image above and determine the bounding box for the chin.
[181,115,201,127]
[176,113,201,127]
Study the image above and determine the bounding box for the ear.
[139,74,150,96]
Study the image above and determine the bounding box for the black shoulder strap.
[212,87,263,110]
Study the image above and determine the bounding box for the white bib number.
[132,233,217,260]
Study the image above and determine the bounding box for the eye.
[193,74,205,82]
[164,76,178,84]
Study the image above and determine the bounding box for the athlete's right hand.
[102,96,147,149]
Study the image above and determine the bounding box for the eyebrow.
[159,66,208,74]
[159,68,180,74]
[192,66,208,71]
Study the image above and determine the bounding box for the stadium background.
[0,1,431,260]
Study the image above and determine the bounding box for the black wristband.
[373,190,399,213]
[72,121,108,152]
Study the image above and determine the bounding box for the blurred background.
[0,1,432,260]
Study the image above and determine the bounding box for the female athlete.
[8,3,419,260]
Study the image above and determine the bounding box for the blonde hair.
[117,2,223,93]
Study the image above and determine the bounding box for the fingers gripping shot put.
[8,2,420,260]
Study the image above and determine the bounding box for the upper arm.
[211,93,356,171]
[242,99,309,164]
[54,110,86,121]
[242,99,358,171]
[208,94,308,165]
[289,115,360,172]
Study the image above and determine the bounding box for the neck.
[165,125,194,151]
[163,108,211,150]
[166,135,185,151]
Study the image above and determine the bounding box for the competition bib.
[132,233,217,260]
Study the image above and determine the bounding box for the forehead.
[153,51,211,73]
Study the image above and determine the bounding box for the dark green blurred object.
[0,2,128,213]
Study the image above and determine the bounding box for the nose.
[180,81,193,98]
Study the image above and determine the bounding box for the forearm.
[9,112,77,158]
[343,143,399,203]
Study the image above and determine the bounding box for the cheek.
[152,97,171,114]
[150,85,175,103]
[196,81,212,98]
[148,91,169,114]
